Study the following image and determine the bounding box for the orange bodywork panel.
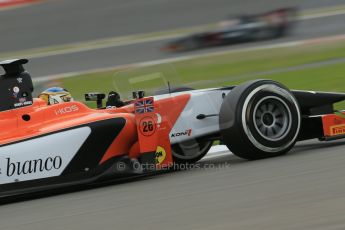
[0,99,136,147]
[0,93,191,169]
[134,94,191,167]
[99,113,137,164]
[322,111,345,137]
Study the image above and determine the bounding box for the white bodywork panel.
[0,127,91,185]
[155,88,231,144]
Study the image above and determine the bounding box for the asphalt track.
[1,139,345,230]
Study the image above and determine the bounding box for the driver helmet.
[38,87,73,105]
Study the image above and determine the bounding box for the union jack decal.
[135,97,154,114]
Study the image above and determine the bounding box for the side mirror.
[132,90,145,99]
[85,92,105,109]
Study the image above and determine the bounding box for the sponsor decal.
[17,77,23,83]
[0,127,91,185]
[330,124,345,136]
[155,146,166,165]
[171,129,192,138]
[12,86,20,98]
[156,113,162,127]
[6,156,62,177]
[13,86,19,93]
[55,105,79,115]
[14,100,33,107]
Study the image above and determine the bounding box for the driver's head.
[38,87,73,105]
[106,91,124,108]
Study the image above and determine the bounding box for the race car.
[1,59,345,198]
[162,7,298,52]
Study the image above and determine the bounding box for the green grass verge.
[61,41,345,108]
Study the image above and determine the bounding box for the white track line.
[301,8,345,20]
[203,145,232,160]
[208,145,229,154]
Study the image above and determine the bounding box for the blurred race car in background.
[162,7,298,52]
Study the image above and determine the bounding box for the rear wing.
[0,59,34,112]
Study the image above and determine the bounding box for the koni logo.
[171,129,192,138]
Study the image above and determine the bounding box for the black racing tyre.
[219,80,301,160]
[172,139,213,164]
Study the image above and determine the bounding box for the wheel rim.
[241,84,301,153]
[172,141,212,160]
[253,96,292,141]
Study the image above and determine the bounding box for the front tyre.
[219,80,301,160]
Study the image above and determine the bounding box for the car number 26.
[139,116,156,136]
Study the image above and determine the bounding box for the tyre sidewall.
[219,80,301,159]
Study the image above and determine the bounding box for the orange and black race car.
[1,59,345,198]
[162,7,297,52]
